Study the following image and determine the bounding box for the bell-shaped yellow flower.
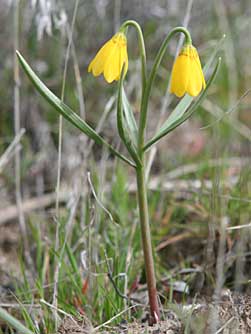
[88,32,128,83]
[169,44,206,98]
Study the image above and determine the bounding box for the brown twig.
[0,192,68,225]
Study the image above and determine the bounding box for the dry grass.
[1,0,251,333]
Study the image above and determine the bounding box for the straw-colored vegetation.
[0,1,251,333]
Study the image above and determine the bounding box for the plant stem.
[120,20,147,93]
[120,19,160,323]
[138,27,192,149]
[136,164,160,324]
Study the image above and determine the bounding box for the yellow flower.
[88,32,128,83]
[169,44,206,98]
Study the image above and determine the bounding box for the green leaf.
[117,68,141,166]
[203,34,225,76]
[144,57,221,151]
[122,87,138,145]
[16,51,135,168]
[0,307,34,334]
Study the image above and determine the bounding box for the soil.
[58,290,251,334]
[0,223,21,295]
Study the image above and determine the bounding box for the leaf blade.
[117,68,141,165]
[122,87,138,145]
[16,51,135,167]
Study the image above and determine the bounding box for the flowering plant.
[16,19,220,324]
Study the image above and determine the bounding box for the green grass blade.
[16,51,135,168]
[117,69,141,166]
[122,87,138,145]
[0,307,34,334]
[144,58,221,151]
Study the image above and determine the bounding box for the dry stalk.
[53,0,80,327]
[13,0,33,271]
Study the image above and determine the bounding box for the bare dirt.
[58,290,251,334]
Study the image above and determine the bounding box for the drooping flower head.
[88,32,128,83]
[169,44,206,98]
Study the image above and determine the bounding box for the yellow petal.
[103,42,120,83]
[115,43,128,81]
[88,32,128,83]
[187,47,205,96]
[169,53,191,98]
[169,45,206,98]
[88,38,114,77]
[122,45,128,78]
[193,47,206,90]
[187,59,202,96]
[197,58,206,90]
[116,45,123,81]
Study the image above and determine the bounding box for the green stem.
[133,26,192,324]
[120,20,147,93]
[136,164,160,324]
[138,26,192,151]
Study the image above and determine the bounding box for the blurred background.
[1,0,251,331]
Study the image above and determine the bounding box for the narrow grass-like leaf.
[0,307,34,334]
[144,58,221,151]
[16,51,135,168]
[65,243,82,286]
[203,34,225,76]
[117,67,141,166]
[122,87,138,145]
